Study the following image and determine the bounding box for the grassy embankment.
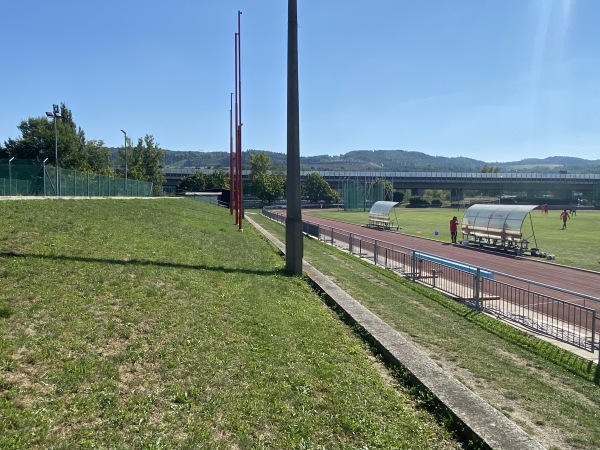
[303,207,599,272]
[252,210,600,450]
[0,199,462,449]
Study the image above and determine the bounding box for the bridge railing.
[165,168,600,181]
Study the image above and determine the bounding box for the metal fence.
[0,160,153,197]
[263,208,598,354]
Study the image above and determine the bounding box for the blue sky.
[1,0,598,162]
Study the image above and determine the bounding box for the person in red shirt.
[560,209,570,229]
[449,216,459,243]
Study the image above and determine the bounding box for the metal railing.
[262,208,598,354]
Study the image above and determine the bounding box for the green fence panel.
[0,159,153,197]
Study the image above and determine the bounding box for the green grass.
[0,199,462,449]
[252,211,600,450]
[303,207,600,272]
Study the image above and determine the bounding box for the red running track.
[300,214,600,302]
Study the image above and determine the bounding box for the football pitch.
[303,206,599,272]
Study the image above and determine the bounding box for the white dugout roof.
[461,204,538,240]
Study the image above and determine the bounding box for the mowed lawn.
[303,206,600,272]
[0,199,461,449]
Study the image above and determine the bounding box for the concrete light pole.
[285,0,303,275]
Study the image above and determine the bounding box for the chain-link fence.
[341,179,366,211]
[0,159,153,197]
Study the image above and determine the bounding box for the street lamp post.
[120,130,128,196]
[46,104,62,196]
[8,157,14,195]
[42,158,48,196]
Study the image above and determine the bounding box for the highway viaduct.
[163,169,600,202]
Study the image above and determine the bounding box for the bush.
[407,196,430,208]
[393,191,405,203]
[430,199,442,207]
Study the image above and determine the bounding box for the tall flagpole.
[234,31,239,225]
[286,0,303,274]
[237,10,244,231]
[229,92,234,215]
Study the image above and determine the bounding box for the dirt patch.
[430,348,571,450]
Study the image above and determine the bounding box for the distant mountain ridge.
[121,147,599,173]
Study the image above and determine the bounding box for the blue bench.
[414,252,494,280]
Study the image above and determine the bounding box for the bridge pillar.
[450,188,463,203]
[593,184,600,204]
[526,189,536,200]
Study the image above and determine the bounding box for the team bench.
[367,215,400,231]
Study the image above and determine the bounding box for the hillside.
[110,148,600,173]
[109,147,600,173]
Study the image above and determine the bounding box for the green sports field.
[303,207,600,272]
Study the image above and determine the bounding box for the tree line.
[1,103,165,195]
[177,150,341,204]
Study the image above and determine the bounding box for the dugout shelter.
[460,204,538,254]
[367,201,400,230]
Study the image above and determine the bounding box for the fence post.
[411,251,417,281]
[331,227,334,245]
[592,311,598,365]
[374,240,378,266]
[349,233,353,254]
[474,268,481,309]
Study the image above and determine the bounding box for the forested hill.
[156,149,484,171]
[118,147,600,173]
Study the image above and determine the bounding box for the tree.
[207,170,229,190]
[249,151,271,177]
[249,151,285,204]
[85,140,112,174]
[178,172,208,192]
[178,170,229,193]
[2,103,110,173]
[120,134,165,196]
[252,172,285,204]
[302,172,340,203]
[2,117,53,161]
[481,164,500,173]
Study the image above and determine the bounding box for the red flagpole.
[236,10,243,231]
[229,92,234,215]
[234,31,239,225]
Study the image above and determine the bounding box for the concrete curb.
[247,214,546,450]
